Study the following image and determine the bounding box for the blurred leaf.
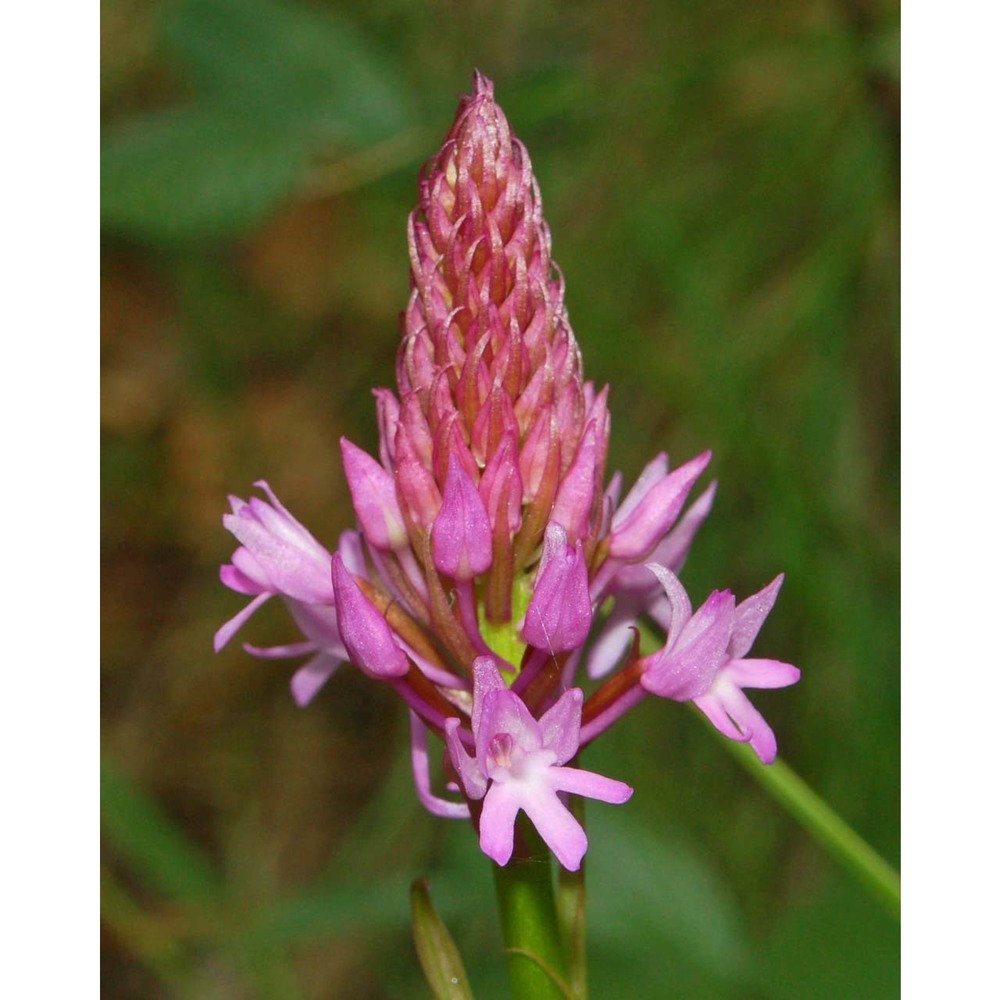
[756,878,900,1000]
[586,809,751,997]
[102,0,415,242]
[163,0,412,142]
[246,875,411,947]
[411,878,475,1000]
[101,109,310,241]
[101,755,223,904]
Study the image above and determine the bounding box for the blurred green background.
[101,0,900,996]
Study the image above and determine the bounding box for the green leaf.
[586,809,751,996]
[163,0,411,142]
[101,109,309,241]
[756,878,900,1000]
[411,878,476,1000]
[245,876,411,947]
[694,710,901,919]
[101,755,222,904]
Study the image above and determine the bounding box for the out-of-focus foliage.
[101,0,899,996]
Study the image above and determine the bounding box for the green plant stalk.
[701,712,901,918]
[555,797,587,1000]
[493,816,574,1000]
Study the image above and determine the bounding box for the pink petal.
[340,437,408,550]
[373,387,400,469]
[522,524,593,653]
[431,452,493,579]
[223,512,332,603]
[445,717,487,799]
[471,657,508,744]
[698,682,778,764]
[724,657,800,690]
[214,592,271,652]
[608,451,711,560]
[479,783,521,866]
[243,640,317,660]
[549,766,633,805]
[331,555,409,678]
[479,433,523,535]
[289,653,342,706]
[538,688,583,765]
[220,561,263,596]
[229,546,268,589]
[691,690,748,744]
[550,421,598,545]
[585,611,636,680]
[643,563,693,636]
[730,575,784,659]
[520,785,588,871]
[612,452,668,526]
[411,713,471,819]
[286,601,346,657]
[250,481,331,563]
[641,590,734,700]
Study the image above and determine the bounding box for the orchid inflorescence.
[216,73,799,872]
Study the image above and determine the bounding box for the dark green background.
[101,1,899,996]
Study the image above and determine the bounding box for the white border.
[903,1,999,992]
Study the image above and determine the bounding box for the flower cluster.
[216,73,799,871]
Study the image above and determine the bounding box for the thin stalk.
[701,711,901,918]
[492,817,575,1000]
[555,797,587,1000]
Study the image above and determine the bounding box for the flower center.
[488,732,515,769]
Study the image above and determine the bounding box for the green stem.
[492,817,574,1000]
[703,713,901,918]
[555,798,587,1000]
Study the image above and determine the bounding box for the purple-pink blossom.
[446,659,632,870]
[216,73,800,870]
[638,566,800,763]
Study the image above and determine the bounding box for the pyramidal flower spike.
[216,72,800,871]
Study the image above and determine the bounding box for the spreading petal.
[724,657,800,690]
[478,782,521,866]
[290,653,343,707]
[538,687,583,765]
[549,766,633,805]
[214,592,271,652]
[696,680,778,764]
[520,784,588,871]
[641,589,735,700]
[730,575,784,659]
